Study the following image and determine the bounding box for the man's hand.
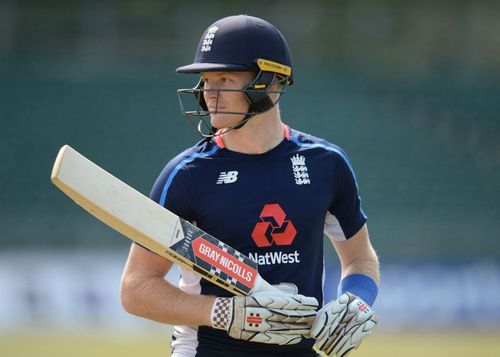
[310,292,377,356]
[211,291,318,345]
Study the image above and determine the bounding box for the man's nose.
[203,86,219,100]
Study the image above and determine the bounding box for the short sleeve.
[150,158,195,222]
[327,150,367,240]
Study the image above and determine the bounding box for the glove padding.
[310,292,377,356]
[211,290,318,345]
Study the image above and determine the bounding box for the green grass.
[360,332,500,357]
[0,332,171,357]
[1,331,499,356]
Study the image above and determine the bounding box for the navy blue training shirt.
[149,126,367,357]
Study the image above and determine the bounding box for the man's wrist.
[210,297,232,330]
[337,274,378,306]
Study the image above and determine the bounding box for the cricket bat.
[51,145,276,296]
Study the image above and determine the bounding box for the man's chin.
[211,114,246,129]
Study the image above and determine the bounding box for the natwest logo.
[251,204,297,247]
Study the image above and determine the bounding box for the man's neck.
[219,110,285,155]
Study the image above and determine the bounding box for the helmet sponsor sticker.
[257,59,291,77]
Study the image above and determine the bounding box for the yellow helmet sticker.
[256,59,292,77]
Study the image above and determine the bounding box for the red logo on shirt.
[251,204,297,247]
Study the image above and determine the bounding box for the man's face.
[201,71,254,129]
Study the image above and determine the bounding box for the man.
[120,15,380,357]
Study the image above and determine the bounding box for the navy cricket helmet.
[176,15,293,137]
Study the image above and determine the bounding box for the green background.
[1,0,499,261]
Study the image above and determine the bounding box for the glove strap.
[210,297,233,331]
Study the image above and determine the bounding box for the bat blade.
[51,145,273,295]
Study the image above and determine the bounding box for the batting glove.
[210,290,318,345]
[310,292,377,356]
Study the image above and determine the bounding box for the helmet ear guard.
[243,58,291,115]
[244,71,282,114]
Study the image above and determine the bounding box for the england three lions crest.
[290,154,310,185]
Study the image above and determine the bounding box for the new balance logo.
[216,171,238,184]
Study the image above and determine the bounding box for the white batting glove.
[310,293,377,356]
[210,291,318,345]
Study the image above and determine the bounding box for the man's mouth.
[209,106,225,112]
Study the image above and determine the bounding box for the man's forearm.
[340,251,380,284]
[121,274,215,326]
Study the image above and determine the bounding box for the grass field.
[1,331,499,356]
